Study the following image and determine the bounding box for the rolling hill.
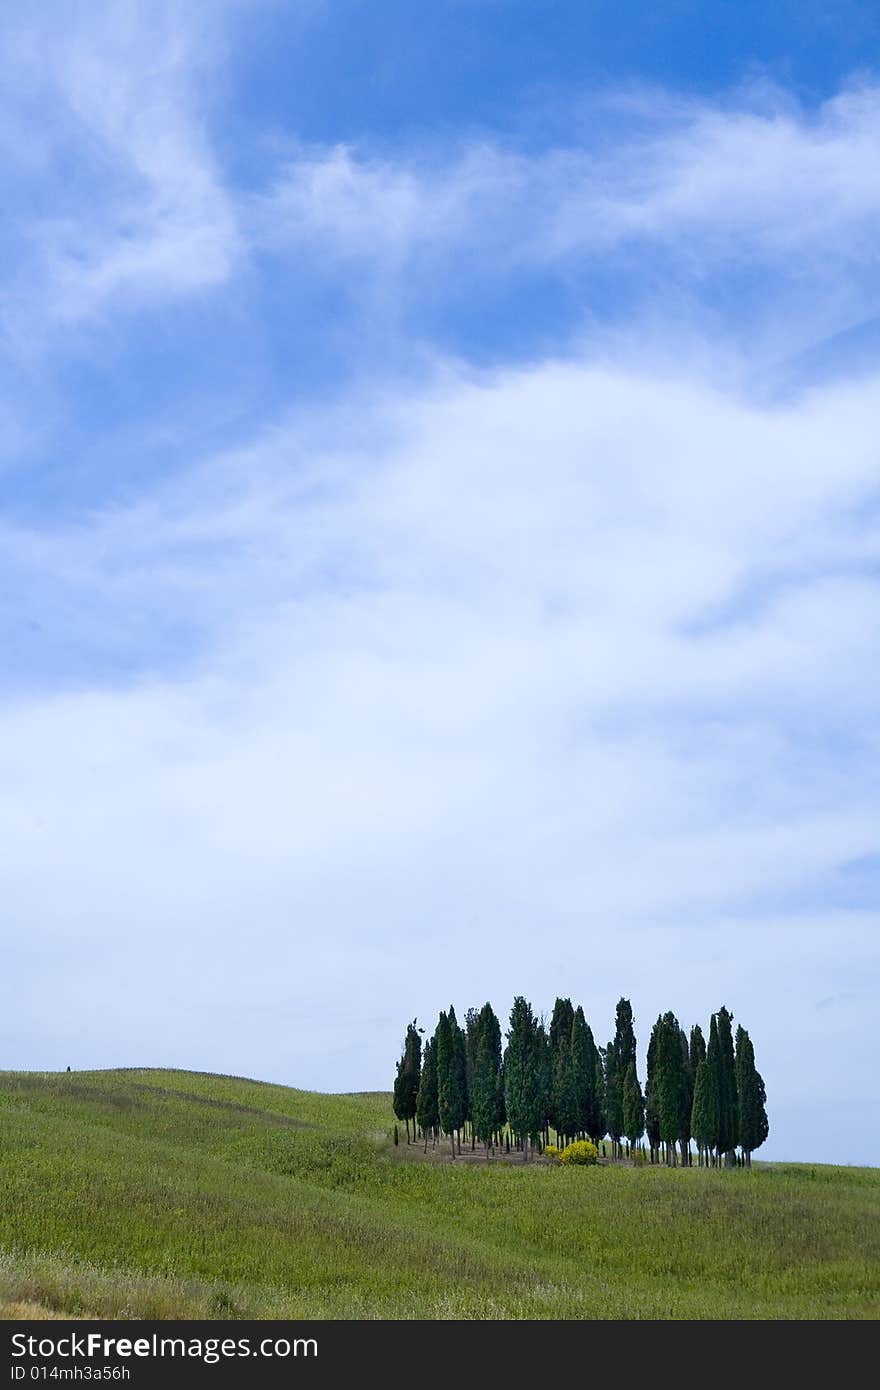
[0,1068,877,1319]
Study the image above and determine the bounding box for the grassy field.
[0,1068,877,1319]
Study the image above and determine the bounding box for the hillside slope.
[0,1069,877,1319]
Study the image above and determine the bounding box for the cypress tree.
[436,1009,465,1158]
[591,1051,607,1148]
[549,997,575,1053]
[416,1034,439,1151]
[494,1043,507,1144]
[677,1026,694,1165]
[434,1010,451,1150]
[504,996,543,1162]
[614,998,637,1075]
[451,1005,469,1154]
[735,1024,769,1166]
[688,1024,707,1164]
[644,1015,662,1163]
[656,1011,685,1164]
[392,1055,407,1136]
[571,1006,596,1141]
[552,1033,579,1146]
[548,998,575,1141]
[690,1059,710,1166]
[535,1021,552,1149]
[465,1007,481,1148]
[690,1023,707,1072]
[469,1007,488,1152]
[716,1006,738,1166]
[604,1042,624,1159]
[701,1013,723,1165]
[471,1002,504,1155]
[392,1018,421,1142]
[622,1059,645,1154]
[607,998,636,1160]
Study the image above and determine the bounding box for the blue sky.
[2,1,879,1163]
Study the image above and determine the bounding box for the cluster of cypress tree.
[393,998,768,1166]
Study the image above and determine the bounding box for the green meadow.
[0,1069,877,1319]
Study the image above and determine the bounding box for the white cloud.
[550,84,880,260]
[253,82,880,360]
[0,2,240,345]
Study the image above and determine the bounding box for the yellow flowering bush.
[544,1144,560,1160]
[558,1139,599,1166]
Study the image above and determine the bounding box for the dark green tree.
[644,1015,662,1163]
[451,1005,469,1154]
[392,1018,421,1143]
[504,996,544,1161]
[607,998,637,1160]
[548,997,575,1140]
[471,1002,504,1155]
[735,1024,769,1166]
[535,1021,552,1149]
[392,1060,407,1135]
[656,1011,686,1165]
[604,1042,624,1159]
[549,997,575,1053]
[552,1033,580,1146]
[415,1034,439,1152]
[689,1023,707,1073]
[465,1008,479,1105]
[571,1006,597,1141]
[677,1025,694,1165]
[434,1011,451,1146]
[716,1006,738,1166]
[622,1059,645,1154]
[690,1058,713,1166]
[494,1044,507,1144]
[465,1007,480,1149]
[591,1051,607,1147]
[614,997,637,1075]
[436,1009,466,1158]
[686,1023,706,1162]
[700,1012,724,1165]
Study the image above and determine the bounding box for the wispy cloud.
[0,2,240,349]
[253,82,880,362]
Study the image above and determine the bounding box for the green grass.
[0,1069,877,1319]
